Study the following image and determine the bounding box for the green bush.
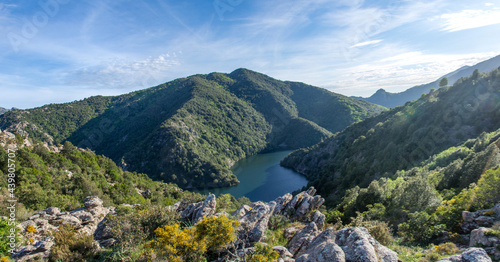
[398,212,445,243]
[49,224,97,262]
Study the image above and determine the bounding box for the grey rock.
[470,227,498,247]
[296,227,345,262]
[336,227,398,262]
[84,196,104,208]
[475,216,495,227]
[273,246,293,259]
[181,194,217,224]
[311,210,326,230]
[438,248,491,262]
[238,201,274,244]
[52,214,82,228]
[99,238,117,248]
[284,226,299,239]
[44,207,60,215]
[287,222,319,257]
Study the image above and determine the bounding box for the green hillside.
[282,67,500,206]
[0,69,385,189]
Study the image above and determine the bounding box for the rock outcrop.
[181,194,217,224]
[461,203,500,260]
[335,227,398,262]
[437,247,492,262]
[461,204,500,233]
[12,196,115,261]
[290,225,398,262]
[233,187,326,246]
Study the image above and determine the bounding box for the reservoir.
[196,151,308,202]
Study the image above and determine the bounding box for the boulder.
[181,194,217,224]
[335,227,398,262]
[84,196,104,208]
[470,227,499,247]
[438,248,492,262]
[273,246,294,259]
[311,210,326,230]
[238,201,275,244]
[287,222,319,257]
[295,227,345,262]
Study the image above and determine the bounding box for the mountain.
[0,107,8,115]
[354,54,500,108]
[282,67,500,205]
[0,68,385,189]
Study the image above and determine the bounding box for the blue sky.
[1,0,500,109]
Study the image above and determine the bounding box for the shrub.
[366,221,394,246]
[146,215,240,261]
[246,242,279,262]
[398,212,445,243]
[49,224,97,262]
[433,242,459,256]
[195,215,240,250]
[146,224,207,262]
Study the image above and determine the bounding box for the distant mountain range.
[353,54,500,108]
[0,68,385,189]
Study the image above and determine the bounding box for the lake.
[196,151,308,202]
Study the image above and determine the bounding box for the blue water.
[196,151,308,202]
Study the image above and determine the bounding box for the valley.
[1,65,500,261]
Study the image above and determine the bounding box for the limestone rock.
[13,196,115,261]
[287,222,319,257]
[273,246,294,259]
[311,210,326,230]
[438,248,492,262]
[238,201,275,244]
[470,227,499,247]
[335,227,398,262]
[295,227,345,262]
[84,196,104,208]
[181,194,217,224]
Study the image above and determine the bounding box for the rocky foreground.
[12,188,494,261]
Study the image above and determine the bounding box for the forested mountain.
[354,54,500,108]
[282,67,500,206]
[0,69,385,189]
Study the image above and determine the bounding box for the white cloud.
[64,53,181,89]
[326,52,497,96]
[351,39,383,48]
[440,9,500,32]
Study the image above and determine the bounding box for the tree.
[439,77,448,88]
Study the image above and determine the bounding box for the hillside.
[0,69,385,189]
[282,67,500,206]
[354,54,500,108]
[0,107,8,115]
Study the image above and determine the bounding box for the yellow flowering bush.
[145,215,240,261]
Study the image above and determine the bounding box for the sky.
[1,0,500,109]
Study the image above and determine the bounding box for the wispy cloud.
[64,53,181,89]
[440,9,500,32]
[327,52,497,96]
[351,39,383,48]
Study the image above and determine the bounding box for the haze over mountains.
[0,68,385,189]
[0,107,8,115]
[353,54,500,108]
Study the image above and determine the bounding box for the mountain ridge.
[353,54,500,108]
[0,68,386,189]
[282,67,500,205]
